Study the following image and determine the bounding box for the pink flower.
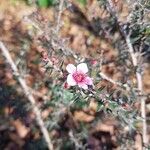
[91,60,97,66]
[64,82,70,89]
[66,63,93,89]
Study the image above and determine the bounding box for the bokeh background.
[0,0,150,149]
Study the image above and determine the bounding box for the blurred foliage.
[25,0,57,7]
[77,0,87,6]
[37,0,57,7]
[37,0,50,7]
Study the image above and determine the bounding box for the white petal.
[85,77,93,85]
[66,64,76,74]
[67,74,76,86]
[77,63,88,73]
[78,83,88,89]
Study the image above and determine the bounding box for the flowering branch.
[0,41,54,150]
[106,0,148,145]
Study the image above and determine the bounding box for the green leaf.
[97,101,104,111]
[37,0,56,7]
[77,0,87,6]
[130,36,141,44]
[74,100,88,109]
[49,0,57,6]
[145,28,150,35]
[109,101,118,109]
[37,0,49,7]
[63,90,74,103]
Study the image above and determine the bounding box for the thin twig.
[0,41,54,150]
[56,0,65,33]
[106,0,148,145]
[69,130,82,150]
[99,72,130,91]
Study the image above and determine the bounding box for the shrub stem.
[0,41,54,150]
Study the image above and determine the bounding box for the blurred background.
[0,0,150,149]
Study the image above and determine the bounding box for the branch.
[106,0,148,145]
[69,130,82,149]
[0,41,54,150]
[99,50,131,92]
[56,0,65,33]
[99,72,130,91]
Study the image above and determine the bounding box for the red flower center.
[73,72,85,83]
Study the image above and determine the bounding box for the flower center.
[73,73,85,82]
